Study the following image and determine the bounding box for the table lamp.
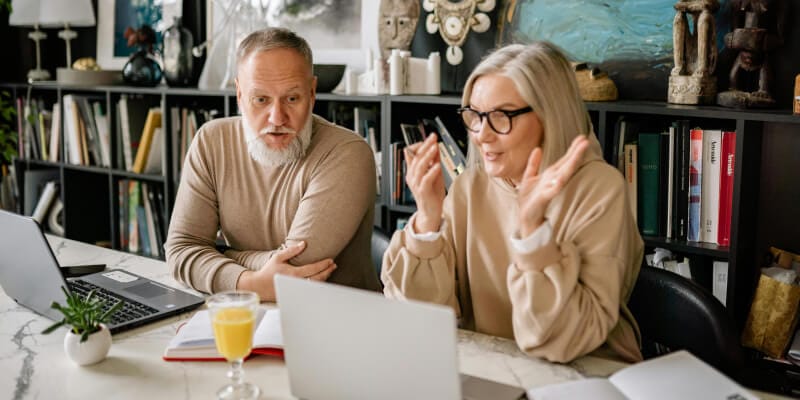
[8,0,57,82]
[39,0,96,69]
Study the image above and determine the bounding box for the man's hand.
[236,241,337,301]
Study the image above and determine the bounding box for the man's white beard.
[243,113,313,167]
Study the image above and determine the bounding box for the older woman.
[381,41,643,363]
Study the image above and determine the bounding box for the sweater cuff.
[512,239,562,273]
[511,220,553,253]
[407,213,443,241]
[402,216,444,259]
[211,263,248,292]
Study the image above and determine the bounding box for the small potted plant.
[42,287,124,365]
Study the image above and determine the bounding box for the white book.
[92,101,111,167]
[143,127,163,175]
[31,181,58,224]
[701,129,722,244]
[527,350,758,400]
[712,261,729,306]
[163,309,283,361]
[62,95,83,165]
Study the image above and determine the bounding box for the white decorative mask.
[423,0,495,65]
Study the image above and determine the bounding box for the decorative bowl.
[314,64,346,93]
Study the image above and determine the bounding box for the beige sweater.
[166,115,381,293]
[382,138,643,363]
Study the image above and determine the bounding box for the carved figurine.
[668,0,720,104]
[378,0,421,60]
[717,0,787,109]
[423,0,495,65]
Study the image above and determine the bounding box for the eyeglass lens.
[461,110,513,134]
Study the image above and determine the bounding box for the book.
[143,127,164,175]
[163,309,284,361]
[717,131,736,247]
[712,260,729,306]
[31,181,58,224]
[526,350,757,400]
[701,129,722,244]
[623,142,637,222]
[637,132,662,236]
[687,129,703,242]
[132,108,163,173]
[674,120,691,241]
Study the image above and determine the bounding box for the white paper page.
[609,351,759,400]
[169,309,269,348]
[253,309,283,348]
[527,378,627,400]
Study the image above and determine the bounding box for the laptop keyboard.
[68,280,159,325]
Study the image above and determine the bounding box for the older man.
[166,27,380,301]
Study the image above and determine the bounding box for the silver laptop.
[0,210,204,333]
[275,275,527,400]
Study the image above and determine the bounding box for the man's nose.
[268,102,287,126]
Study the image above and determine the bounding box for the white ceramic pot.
[63,324,112,366]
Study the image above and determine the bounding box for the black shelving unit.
[4,82,800,333]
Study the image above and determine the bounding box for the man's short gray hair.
[236,27,314,73]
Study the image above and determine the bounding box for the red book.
[717,131,736,247]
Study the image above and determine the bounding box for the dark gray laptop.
[275,275,527,400]
[0,210,204,333]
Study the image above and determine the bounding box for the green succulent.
[42,287,124,342]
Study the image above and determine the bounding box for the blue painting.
[113,0,163,57]
[498,0,731,100]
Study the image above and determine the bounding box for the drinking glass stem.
[228,360,244,386]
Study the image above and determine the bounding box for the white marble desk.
[0,237,784,399]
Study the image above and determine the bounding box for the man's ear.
[311,76,317,99]
[235,78,241,102]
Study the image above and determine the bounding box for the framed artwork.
[497,0,731,100]
[205,0,378,71]
[97,0,182,70]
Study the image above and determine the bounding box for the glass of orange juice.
[207,291,260,400]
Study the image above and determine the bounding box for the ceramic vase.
[163,17,195,87]
[63,324,112,366]
[123,47,163,87]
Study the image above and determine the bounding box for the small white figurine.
[346,49,441,96]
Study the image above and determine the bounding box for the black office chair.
[628,265,745,379]
[371,227,391,281]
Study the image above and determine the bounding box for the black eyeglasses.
[457,106,533,135]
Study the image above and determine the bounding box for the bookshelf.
[4,83,800,333]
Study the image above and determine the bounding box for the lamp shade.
[9,0,96,28]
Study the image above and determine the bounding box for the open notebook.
[527,350,758,400]
[163,308,283,361]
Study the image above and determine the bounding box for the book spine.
[637,132,661,236]
[712,260,729,306]
[717,131,736,247]
[624,142,637,223]
[701,130,722,244]
[675,120,691,241]
[687,129,703,242]
[666,126,675,238]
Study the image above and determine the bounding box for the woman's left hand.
[517,135,589,237]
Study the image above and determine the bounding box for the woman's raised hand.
[517,135,589,237]
[404,134,446,233]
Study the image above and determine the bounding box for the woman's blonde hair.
[462,41,592,170]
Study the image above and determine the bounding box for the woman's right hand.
[404,134,446,233]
